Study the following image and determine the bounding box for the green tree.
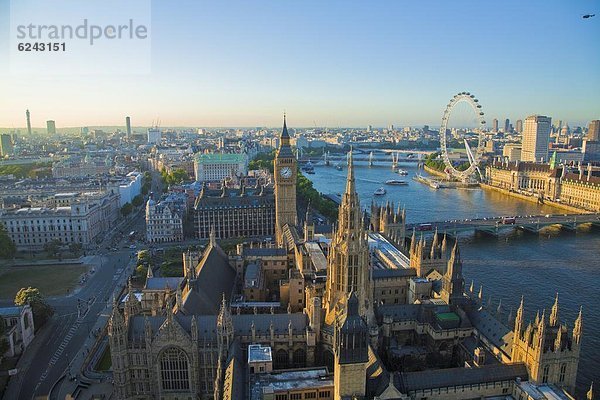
[69,242,83,255]
[0,318,9,357]
[121,202,133,216]
[14,287,54,328]
[43,239,62,257]
[132,194,144,207]
[0,224,16,259]
[137,249,150,264]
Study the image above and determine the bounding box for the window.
[559,363,567,382]
[542,365,550,383]
[160,347,190,392]
[290,394,302,400]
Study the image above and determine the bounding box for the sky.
[0,0,599,128]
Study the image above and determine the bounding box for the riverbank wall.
[423,165,447,178]
[480,183,588,214]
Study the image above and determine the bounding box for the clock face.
[280,167,293,178]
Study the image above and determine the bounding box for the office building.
[46,120,56,135]
[193,153,248,182]
[147,127,161,144]
[492,118,499,132]
[0,134,13,156]
[504,118,510,133]
[521,115,551,162]
[126,116,132,138]
[516,119,523,134]
[588,120,600,141]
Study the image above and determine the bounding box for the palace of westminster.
[109,118,591,400]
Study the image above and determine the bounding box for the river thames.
[307,160,599,395]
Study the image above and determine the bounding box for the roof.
[243,247,287,257]
[466,307,514,356]
[181,243,236,315]
[144,277,184,290]
[397,363,528,392]
[372,268,416,279]
[248,344,272,363]
[194,153,247,163]
[0,306,24,317]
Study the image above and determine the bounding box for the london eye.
[439,92,486,182]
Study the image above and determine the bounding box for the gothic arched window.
[542,365,550,383]
[275,349,289,369]
[159,347,190,392]
[293,348,306,368]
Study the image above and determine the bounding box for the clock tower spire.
[274,113,298,246]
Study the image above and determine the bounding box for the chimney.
[587,163,592,182]
[579,164,584,180]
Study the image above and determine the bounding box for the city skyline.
[0,0,599,127]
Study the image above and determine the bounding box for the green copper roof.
[194,153,247,163]
[435,312,460,322]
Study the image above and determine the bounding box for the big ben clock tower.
[274,114,298,246]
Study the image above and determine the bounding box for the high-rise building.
[587,120,600,141]
[521,115,551,162]
[0,134,14,156]
[26,109,32,136]
[504,118,510,133]
[125,116,132,138]
[147,127,161,144]
[492,118,499,132]
[46,120,56,135]
[516,119,523,133]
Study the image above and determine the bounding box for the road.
[3,207,146,400]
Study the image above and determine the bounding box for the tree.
[43,239,62,257]
[69,242,83,255]
[14,287,54,328]
[0,224,16,259]
[132,194,144,207]
[121,202,133,216]
[0,318,9,357]
[137,250,150,264]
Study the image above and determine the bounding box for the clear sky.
[0,0,598,128]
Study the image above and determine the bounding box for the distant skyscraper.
[504,118,510,132]
[516,119,523,133]
[587,120,600,141]
[0,134,13,156]
[46,120,56,135]
[126,116,132,138]
[521,115,551,163]
[26,109,32,136]
[492,118,498,132]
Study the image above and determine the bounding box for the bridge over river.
[406,213,600,237]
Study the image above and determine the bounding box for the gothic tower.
[511,296,582,395]
[333,292,368,400]
[108,296,129,399]
[440,241,465,305]
[324,150,373,325]
[274,114,298,246]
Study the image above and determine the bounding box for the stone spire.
[469,280,474,294]
[345,149,356,198]
[146,264,153,279]
[325,146,372,324]
[280,112,290,144]
[441,232,448,255]
[217,293,233,349]
[515,296,524,336]
[410,228,416,255]
[430,228,439,259]
[587,382,594,400]
[550,292,559,327]
[478,285,483,301]
[554,324,563,351]
[441,241,464,304]
[573,306,583,345]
